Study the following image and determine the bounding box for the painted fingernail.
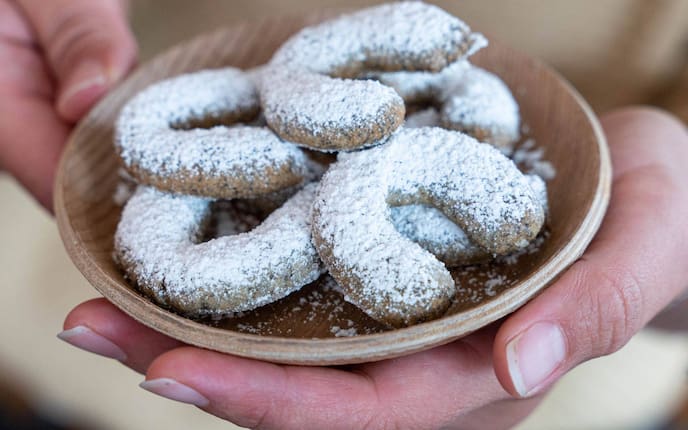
[506,322,566,397]
[140,378,209,407]
[57,325,127,362]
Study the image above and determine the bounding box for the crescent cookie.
[390,174,549,267]
[114,183,322,318]
[377,62,521,149]
[259,2,487,151]
[115,67,314,199]
[311,128,545,327]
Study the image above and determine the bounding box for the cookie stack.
[113,2,548,328]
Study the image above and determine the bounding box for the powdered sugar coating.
[377,63,520,149]
[312,127,545,327]
[441,66,520,148]
[390,204,485,266]
[405,107,442,128]
[114,184,323,317]
[259,71,404,151]
[271,3,486,75]
[115,67,313,198]
[390,174,548,266]
[374,60,471,103]
[260,2,487,151]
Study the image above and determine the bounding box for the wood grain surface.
[54,14,611,365]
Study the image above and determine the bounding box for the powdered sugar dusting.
[114,184,323,317]
[259,70,403,151]
[271,3,486,75]
[387,129,544,252]
[313,127,546,326]
[260,2,486,150]
[391,205,487,266]
[378,63,520,148]
[331,325,358,337]
[110,3,557,330]
[115,67,312,197]
[374,60,470,102]
[440,66,520,147]
[390,172,548,268]
[112,168,136,206]
[220,276,384,337]
[512,138,558,180]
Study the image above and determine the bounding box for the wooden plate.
[55,15,611,365]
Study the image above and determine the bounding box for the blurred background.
[1,0,687,429]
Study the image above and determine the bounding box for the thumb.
[17,0,137,122]
[493,107,688,398]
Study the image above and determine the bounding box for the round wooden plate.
[55,15,611,365]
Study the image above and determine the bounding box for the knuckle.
[44,7,114,68]
[222,393,276,430]
[576,259,645,356]
[364,417,399,430]
[247,405,270,430]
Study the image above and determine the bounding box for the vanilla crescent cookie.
[390,174,548,267]
[115,67,314,198]
[114,184,323,317]
[259,2,487,151]
[311,128,545,327]
[377,62,521,149]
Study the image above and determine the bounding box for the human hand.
[59,107,688,429]
[0,0,136,210]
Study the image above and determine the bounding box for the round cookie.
[114,183,323,318]
[390,174,549,267]
[115,67,314,198]
[259,2,487,151]
[378,62,521,149]
[311,127,545,327]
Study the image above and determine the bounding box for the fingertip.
[56,62,109,122]
[63,298,184,373]
[145,347,212,379]
[55,50,136,122]
[57,325,128,362]
[35,0,140,122]
[601,105,685,130]
[63,298,113,331]
[139,377,210,408]
[494,320,567,398]
[144,348,291,427]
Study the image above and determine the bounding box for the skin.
[1,1,687,428]
[0,0,135,209]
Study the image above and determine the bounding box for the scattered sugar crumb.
[331,326,358,337]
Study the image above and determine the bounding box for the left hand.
[58,107,688,429]
[0,0,136,210]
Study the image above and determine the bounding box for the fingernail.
[57,61,109,119]
[60,60,107,101]
[140,378,209,407]
[506,322,566,397]
[57,325,127,362]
